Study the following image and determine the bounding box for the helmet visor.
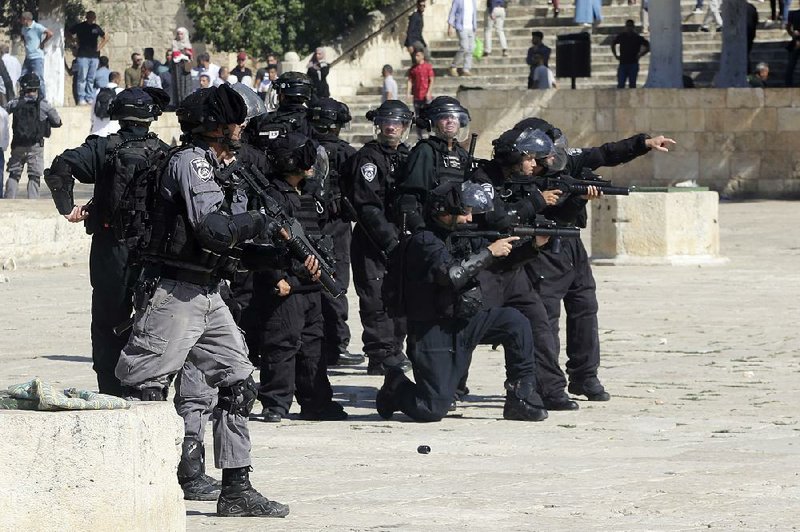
[374,116,411,145]
[430,111,471,143]
[514,128,555,159]
[231,83,267,121]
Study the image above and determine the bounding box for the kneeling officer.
[376,181,549,423]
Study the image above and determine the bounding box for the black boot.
[367,353,412,376]
[543,392,580,411]
[299,401,349,421]
[503,379,549,422]
[217,467,290,518]
[329,351,366,366]
[178,438,221,501]
[376,367,412,420]
[568,376,611,401]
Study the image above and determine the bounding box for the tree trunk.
[715,0,748,87]
[644,1,684,88]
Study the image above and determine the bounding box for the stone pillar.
[591,191,727,265]
[644,1,683,88]
[715,0,748,87]
[0,403,186,531]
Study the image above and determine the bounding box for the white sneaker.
[693,8,704,14]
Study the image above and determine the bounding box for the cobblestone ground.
[1,201,798,531]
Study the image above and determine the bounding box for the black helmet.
[309,97,352,130]
[366,99,414,146]
[426,180,494,219]
[176,84,247,134]
[513,117,568,171]
[493,128,555,166]
[267,131,318,174]
[422,96,470,142]
[109,87,169,123]
[275,71,314,101]
[19,73,40,92]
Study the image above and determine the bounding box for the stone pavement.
[1,200,798,530]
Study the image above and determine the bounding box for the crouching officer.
[376,181,549,423]
[309,97,364,367]
[43,87,170,397]
[395,95,471,232]
[470,127,579,411]
[114,85,290,518]
[516,117,676,402]
[345,100,414,375]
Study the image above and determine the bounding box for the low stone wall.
[0,201,92,268]
[459,88,800,199]
[0,403,185,531]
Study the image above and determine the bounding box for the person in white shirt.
[381,64,398,102]
[192,52,220,88]
[0,105,9,197]
[140,60,162,89]
[531,54,557,89]
[0,43,21,89]
[90,71,123,136]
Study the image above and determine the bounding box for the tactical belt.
[160,266,219,288]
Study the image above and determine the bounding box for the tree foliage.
[0,0,85,36]
[184,0,394,58]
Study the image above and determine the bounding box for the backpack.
[94,87,117,119]
[94,133,173,255]
[11,99,47,146]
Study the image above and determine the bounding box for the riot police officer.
[309,97,364,367]
[376,181,549,423]
[516,117,676,402]
[249,71,315,143]
[44,87,170,397]
[345,100,414,375]
[114,85,291,518]
[245,131,348,423]
[471,127,579,411]
[395,95,472,232]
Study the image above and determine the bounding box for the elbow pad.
[239,242,288,271]
[447,247,494,291]
[44,156,75,215]
[196,210,267,252]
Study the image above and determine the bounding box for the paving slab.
[1,200,798,531]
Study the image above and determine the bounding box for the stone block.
[729,152,761,182]
[644,89,680,108]
[703,108,727,131]
[726,88,764,108]
[654,150,698,184]
[595,107,615,131]
[615,89,647,109]
[591,191,723,265]
[722,108,776,132]
[699,152,731,183]
[0,403,185,531]
[675,88,727,109]
[764,88,794,108]
[595,89,616,108]
[759,154,790,180]
[776,107,800,131]
[648,108,689,131]
[731,131,765,152]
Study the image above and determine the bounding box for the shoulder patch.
[360,163,377,182]
[566,147,583,156]
[190,157,213,181]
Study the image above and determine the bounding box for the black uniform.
[347,140,409,371]
[471,160,571,406]
[50,126,167,396]
[380,225,544,422]
[315,132,357,364]
[244,173,341,420]
[396,136,470,231]
[529,134,651,392]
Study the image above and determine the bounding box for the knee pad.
[177,438,205,482]
[123,385,168,401]
[216,375,258,416]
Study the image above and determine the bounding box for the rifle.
[236,164,346,298]
[452,218,580,242]
[535,169,633,200]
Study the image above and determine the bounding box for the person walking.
[448,0,478,76]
